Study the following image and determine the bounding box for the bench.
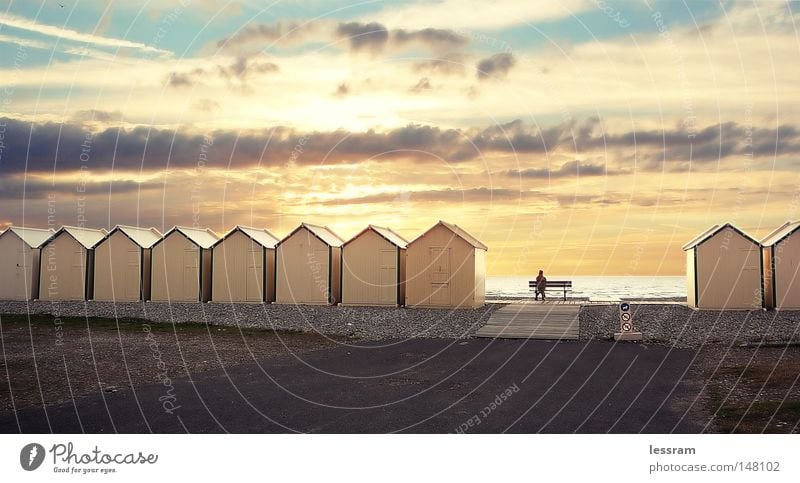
[529,280,573,301]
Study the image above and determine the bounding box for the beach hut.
[211,226,279,303]
[38,226,108,301]
[93,225,162,302]
[341,225,408,306]
[682,223,762,310]
[405,221,488,309]
[275,223,344,305]
[150,226,220,303]
[761,221,800,310]
[0,227,54,300]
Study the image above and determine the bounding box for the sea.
[486,276,685,301]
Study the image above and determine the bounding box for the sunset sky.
[0,0,798,275]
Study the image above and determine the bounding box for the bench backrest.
[529,280,572,287]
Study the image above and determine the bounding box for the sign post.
[614,301,643,341]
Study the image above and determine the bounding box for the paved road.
[0,339,700,433]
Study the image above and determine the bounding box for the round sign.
[621,321,632,332]
[620,302,630,312]
[621,312,631,322]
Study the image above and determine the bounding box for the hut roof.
[412,220,488,251]
[682,223,758,251]
[761,221,800,247]
[165,226,220,249]
[55,226,108,249]
[112,225,163,248]
[216,225,280,249]
[346,225,408,248]
[2,226,55,248]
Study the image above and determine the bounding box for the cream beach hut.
[405,221,487,309]
[761,221,800,310]
[150,226,220,302]
[93,225,162,302]
[0,227,55,300]
[38,226,108,301]
[275,223,344,305]
[211,226,279,303]
[682,223,762,310]
[341,225,408,306]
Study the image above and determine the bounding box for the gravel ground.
[0,300,502,340]
[580,304,800,348]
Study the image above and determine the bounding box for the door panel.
[246,246,262,302]
[379,249,396,303]
[126,249,139,299]
[182,249,199,301]
[429,247,450,305]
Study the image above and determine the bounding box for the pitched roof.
[346,225,408,248]
[3,226,55,248]
[300,222,344,247]
[218,225,280,249]
[413,220,488,250]
[682,223,758,250]
[114,225,163,248]
[761,221,800,247]
[169,226,220,248]
[57,225,108,249]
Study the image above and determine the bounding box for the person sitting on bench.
[534,269,547,301]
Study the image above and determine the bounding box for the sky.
[0,0,798,276]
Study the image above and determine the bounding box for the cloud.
[1,116,797,176]
[506,160,613,178]
[217,19,466,56]
[412,52,468,76]
[165,55,278,88]
[0,176,157,201]
[0,12,171,56]
[476,53,516,80]
[313,187,537,205]
[334,83,350,97]
[336,22,390,53]
[193,98,221,112]
[409,78,432,93]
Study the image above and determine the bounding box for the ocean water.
[486,276,686,300]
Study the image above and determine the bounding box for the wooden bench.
[529,280,573,301]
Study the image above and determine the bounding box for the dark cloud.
[166,55,278,88]
[393,28,468,51]
[193,98,221,112]
[0,177,158,201]
[1,116,797,176]
[506,160,613,178]
[218,20,466,56]
[334,83,349,97]
[336,22,389,53]
[70,110,124,123]
[476,53,516,80]
[409,77,432,93]
[313,187,537,206]
[412,53,468,76]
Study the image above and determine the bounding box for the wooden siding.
[686,249,697,308]
[212,230,266,303]
[275,227,331,304]
[151,232,201,302]
[342,229,400,306]
[93,230,142,301]
[38,233,87,301]
[405,223,481,308]
[772,231,800,309]
[0,232,40,300]
[695,226,762,309]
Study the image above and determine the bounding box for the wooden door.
[182,249,199,301]
[379,249,396,304]
[429,247,450,306]
[125,249,140,299]
[246,245,263,302]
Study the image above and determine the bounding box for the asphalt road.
[0,338,700,433]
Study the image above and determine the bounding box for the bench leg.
[563,287,567,301]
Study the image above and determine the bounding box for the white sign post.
[614,301,643,341]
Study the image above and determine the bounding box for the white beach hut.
[405,221,487,309]
[0,227,55,300]
[761,221,800,310]
[212,225,279,303]
[150,226,220,302]
[93,225,162,302]
[38,226,108,301]
[341,225,408,306]
[682,223,762,310]
[275,223,344,305]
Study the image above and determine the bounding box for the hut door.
[379,249,396,303]
[125,249,140,299]
[182,248,199,301]
[71,249,85,297]
[429,247,450,306]
[246,245,263,302]
[14,248,26,298]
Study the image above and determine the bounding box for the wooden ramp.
[476,303,580,340]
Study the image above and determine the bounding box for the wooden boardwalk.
[476,303,580,340]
